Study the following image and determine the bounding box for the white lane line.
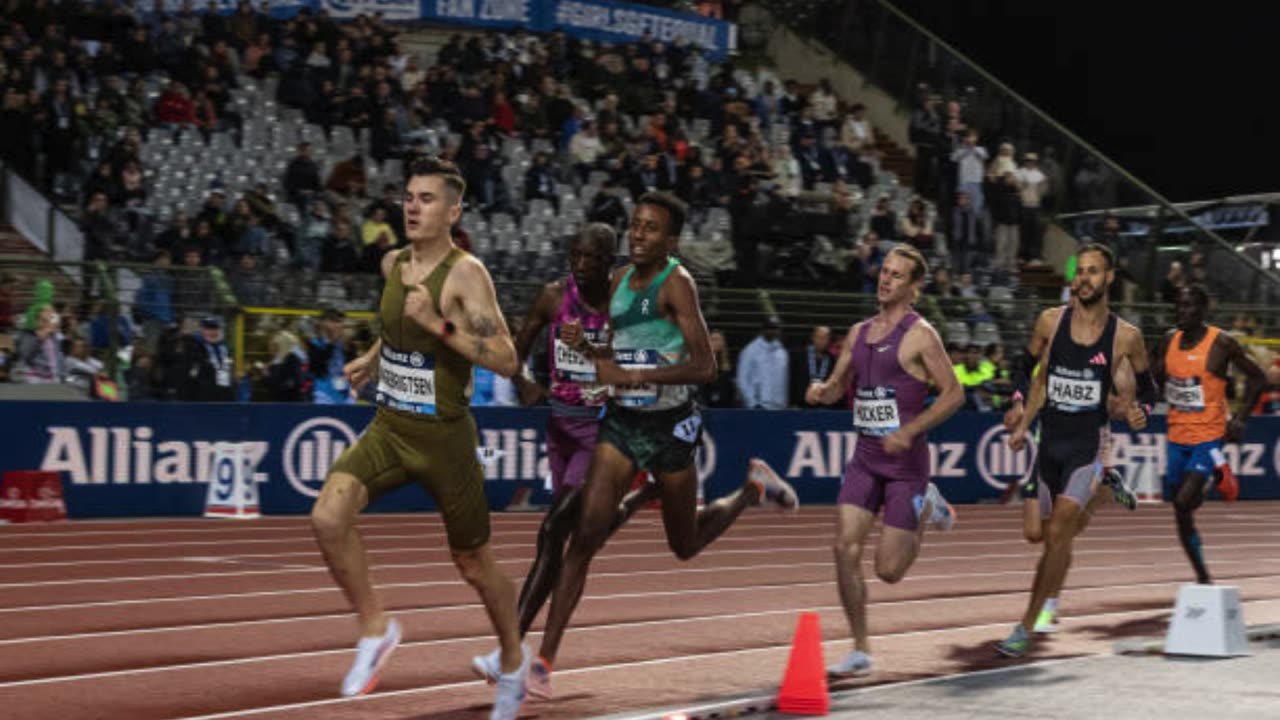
[2,560,1278,649]
[5,542,1280,613]
[168,597,1280,720]
[4,534,1280,591]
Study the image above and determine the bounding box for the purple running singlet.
[838,312,932,530]
[545,274,610,493]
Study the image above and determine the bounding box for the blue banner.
[195,0,736,59]
[2,402,1278,518]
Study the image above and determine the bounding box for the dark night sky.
[886,0,1277,203]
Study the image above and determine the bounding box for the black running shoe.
[1101,467,1137,511]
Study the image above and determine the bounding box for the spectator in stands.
[261,330,307,402]
[308,307,353,405]
[325,153,368,200]
[868,194,897,241]
[587,174,628,235]
[324,218,361,272]
[82,190,126,261]
[899,197,934,252]
[990,171,1021,272]
[361,205,395,249]
[64,338,105,395]
[13,306,63,384]
[297,199,330,271]
[0,272,14,332]
[461,143,508,215]
[952,342,990,410]
[792,325,842,410]
[569,120,604,181]
[178,315,234,402]
[951,130,988,216]
[155,80,198,133]
[736,316,789,410]
[793,133,828,190]
[524,151,557,210]
[910,93,943,195]
[1016,153,1047,263]
[1162,260,1187,305]
[698,329,738,408]
[852,231,884,293]
[809,78,838,133]
[230,254,270,306]
[369,108,401,170]
[949,190,983,273]
[957,271,993,323]
[87,302,133,355]
[628,151,675,198]
[135,250,175,352]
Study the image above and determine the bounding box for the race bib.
[673,412,702,443]
[375,345,437,415]
[1047,373,1101,412]
[553,326,606,383]
[853,386,900,436]
[612,348,660,407]
[1167,375,1206,412]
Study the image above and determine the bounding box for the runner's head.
[629,191,686,267]
[1176,283,1210,332]
[878,245,928,308]
[403,156,466,243]
[570,222,616,289]
[1073,242,1114,307]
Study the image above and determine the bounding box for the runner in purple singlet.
[471,224,657,687]
[805,245,965,679]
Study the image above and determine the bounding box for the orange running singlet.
[1165,326,1228,445]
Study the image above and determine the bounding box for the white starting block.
[1164,584,1250,657]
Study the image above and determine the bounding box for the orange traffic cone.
[777,612,830,715]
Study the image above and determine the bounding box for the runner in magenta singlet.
[476,224,657,675]
[806,245,965,680]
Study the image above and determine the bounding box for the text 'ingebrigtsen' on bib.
[376,344,437,416]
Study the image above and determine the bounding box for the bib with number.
[1047,371,1101,412]
[612,348,660,407]
[553,327,605,383]
[1167,375,1206,413]
[375,344,437,415]
[853,386,900,436]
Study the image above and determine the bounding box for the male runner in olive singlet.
[308,157,528,719]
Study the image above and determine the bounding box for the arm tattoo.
[468,313,499,362]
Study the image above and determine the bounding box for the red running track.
[1,502,1279,719]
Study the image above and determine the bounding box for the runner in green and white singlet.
[530,192,800,690]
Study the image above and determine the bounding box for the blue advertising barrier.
[196,0,737,59]
[2,402,1278,518]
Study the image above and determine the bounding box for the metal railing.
[761,0,1280,303]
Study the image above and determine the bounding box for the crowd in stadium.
[0,0,1265,406]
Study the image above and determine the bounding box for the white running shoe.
[826,650,872,679]
[490,644,530,720]
[471,646,501,684]
[915,482,956,531]
[748,458,799,512]
[340,618,402,697]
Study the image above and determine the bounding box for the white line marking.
[168,598,1280,720]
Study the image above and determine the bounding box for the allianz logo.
[41,426,271,487]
